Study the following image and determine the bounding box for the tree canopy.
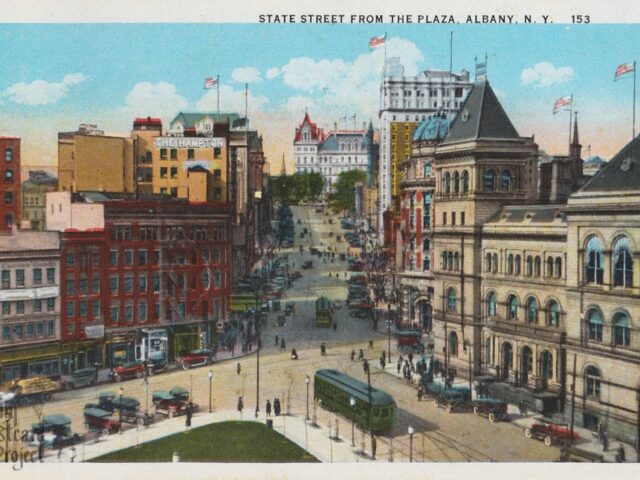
[328,169,367,213]
[268,171,324,205]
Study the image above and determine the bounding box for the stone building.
[22,170,57,230]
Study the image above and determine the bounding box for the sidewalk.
[43,408,378,463]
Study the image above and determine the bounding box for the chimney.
[334,123,337,132]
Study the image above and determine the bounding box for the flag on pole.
[204,77,218,89]
[614,63,635,81]
[553,96,572,114]
[369,34,386,49]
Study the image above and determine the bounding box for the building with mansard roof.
[397,77,640,444]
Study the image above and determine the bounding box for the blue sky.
[1,24,639,169]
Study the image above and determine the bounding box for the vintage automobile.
[524,417,580,446]
[146,351,169,374]
[62,367,98,390]
[472,397,509,423]
[427,383,471,413]
[284,303,295,315]
[30,414,83,449]
[276,315,287,327]
[112,361,145,381]
[178,348,215,369]
[0,376,61,406]
[97,391,150,426]
[152,391,191,418]
[396,330,426,355]
[83,406,120,435]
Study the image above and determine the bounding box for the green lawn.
[92,421,319,463]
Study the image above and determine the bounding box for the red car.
[178,349,215,369]
[524,418,580,446]
[112,361,145,381]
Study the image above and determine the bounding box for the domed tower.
[431,79,539,375]
[397,112,450,330]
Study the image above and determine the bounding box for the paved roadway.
[12,205,557,462]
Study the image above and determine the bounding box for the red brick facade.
[0,137,21,231]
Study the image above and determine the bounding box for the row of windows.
[441,251,461,272]
[441,169,515,195]
[2,321,55,342]
[2,298,56,316]
[484,253,563,279]
[158,147,222,160]
[584,234,634,288]
[106,270,220,296]
[109,225,224,242]
[1,268,56,289]
[65,247,222,269]
[487,292,561,327]
[441,211,465,226]
[585,308,634,347]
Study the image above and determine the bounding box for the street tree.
[329,169,367,213]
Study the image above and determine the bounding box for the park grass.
[91,421,319,463]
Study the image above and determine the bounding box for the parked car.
[524,418,580,446]
[276,315,287,327]
[30,414,83,449]
[97,391,151,426]
[112,361,145,381]
[147,351,169,374]
[62,367,98,390]
[178,349,215,369]
[83,406,120,436]
[285,303,295,315]
[152,388,197,418]
[472,397,508,423]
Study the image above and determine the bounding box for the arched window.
[4,170,13,183]
[507,295,519,320]
[585,235,604,284]
[462,170,469,193]
[514,255,521,276]
[526,256,533,276]
[442,251,448,270]
[446,288,457,311]
[444,172,451,194]
[547,300,560,327]
[534,256,541,277]
[449,331,459,356]
[448,251,454,271]
[555,257,562,278]
[492,253,499,274]
[453,252,460,271]
[500,169,512,191]
[483,169,496,190]
[5,148,12,162]
[507,254,514,275]
[587,308,603,341]
[485,252,492,273]
[546,256,554,277]
[613,311,631,347]
[585,366,601,398]
[525,297,538,323]
[613,236,633,288]
[487,292,497,317]
[453,171,460,193]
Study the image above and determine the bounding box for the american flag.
[204,77,218,89]
[553,95,572,114]
[614,62,635,81]
[369,34,386,49]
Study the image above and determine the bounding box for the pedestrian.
[408,352,414,364]
[237,396,244,416]
[69,447,76,463]
[185,400,193,432]
[397,360,401,374]
[281,338,286,351]
[57,448,62,462]
[363,359,369,374]
[274,398,281,416]
[602,432,609,452]
[616,444,626,462]
[368,340,374,349]
[38,436,45,462]
[266,399,272,417]
[418,385,424,401]
[237,362,241,375]
[275,334,279,346]
[333,321,337,331]
[350,350,355,361]
[371,435,377,459]
[596,422,603,441]
[358,349,364,360]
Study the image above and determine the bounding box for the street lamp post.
[386,304,392,364]
[118,386,124,434]
[349,396,356,447]
[208,370,213,413]
[305,375,310,420]
[408,426,415,462]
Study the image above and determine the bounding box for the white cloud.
[119,81,188,121]
[266,67,281,80]
[195,84,269,114]
[1,72,88,105]
[521,62,575,87]
[231,67,262,84]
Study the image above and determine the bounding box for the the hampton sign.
[154,137,225,149]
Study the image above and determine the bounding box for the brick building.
[0,137,21,231]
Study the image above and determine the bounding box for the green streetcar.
[314,369,396,433]
[315,296,333,327]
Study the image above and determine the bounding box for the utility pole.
[569,354,577,443]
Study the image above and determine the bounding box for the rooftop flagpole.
[633,60,637,138]
[217,75,220,119]
[569,94,574,155]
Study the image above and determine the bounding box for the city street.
[14,206,557,462]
